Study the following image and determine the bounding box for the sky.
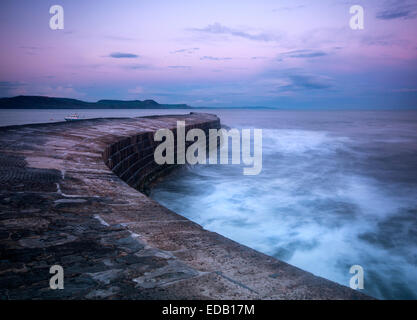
[0,0,416,109]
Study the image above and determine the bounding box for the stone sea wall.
[0,113,371,299]
[103,114,220,194]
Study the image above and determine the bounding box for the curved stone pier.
[0,113,370,299]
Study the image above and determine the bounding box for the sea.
[2,108,417,299]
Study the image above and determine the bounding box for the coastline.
[0,113,371,299]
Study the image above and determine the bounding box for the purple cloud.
[109,52,139,58]
[190,23,281,42]
[200,56,232,61]
[279,50,327,59]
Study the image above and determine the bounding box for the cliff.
[0,96,192,109]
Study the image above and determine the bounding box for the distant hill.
[0,96,192,109]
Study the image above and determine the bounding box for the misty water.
[150,110,417,300]
[2,109,416,299]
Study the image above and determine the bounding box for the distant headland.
[0,95,192,109]
[0,95,279,110]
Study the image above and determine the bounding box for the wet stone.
[114,236,146,253]
[87,269,123,285]
[86,286,120,299]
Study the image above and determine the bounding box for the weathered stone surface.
[0,113,371,299]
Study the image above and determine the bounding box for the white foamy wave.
[261,129,349,155]
[152,113,417,300]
